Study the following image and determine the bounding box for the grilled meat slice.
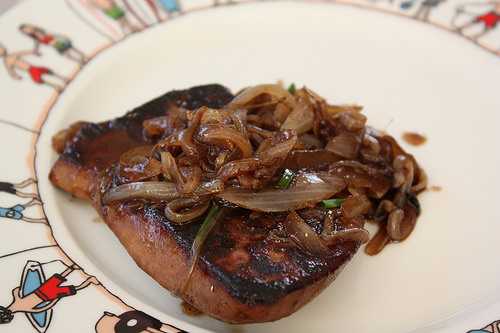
[50,84,360,323]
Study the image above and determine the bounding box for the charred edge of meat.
[60,84,234,165]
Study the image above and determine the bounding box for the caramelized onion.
[217,158,260,183]
[281,99,314,134]
[159,152,200,194]
[299,133,323,150]
[179,163,202,194]
[322,228,370,245]
[200,108,229,125]
[120,146,152,167]
[119,83,427,257]
[179,129,199,157]
[274,102,291,124]
[143,116,168,137]
[329,161,392,198]
[324,104,363,119]
[375,199,396,219]
[284,212,329,255]
[231,109,248,137]
[119,146,162,180]
[361,134,381,161]
[247,124,273,139]
[342,194,372,218]
[393,154,414,192]
[102,181,177,203]
[387,202,417,241]
[180,108,205,157]
[284,150,342,170]
[338,111,367,131]
[160,151,183,183]
[228,84,294,109]
[386,208,405,240]
[258,130,297,165]
[326,132,362,159]
[218,180,339,212]
[317,173,347,192]
[199,127,253,159]
[164,198,210,224]
[194,179,224,197]
[412,166,428,193]
[365,226,391,256]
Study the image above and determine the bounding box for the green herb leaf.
[184,204,223,292]
[277,169,295,189]
[322,198,345,209]
[288,83,296,94]
[193,205,221,257]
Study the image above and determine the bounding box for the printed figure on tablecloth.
[95,310,187,333]
[19,24,88,65]
[0,260,100,332]
[144,0,181,22]
[454,1,500,41]
[92,280,187,333]
[400,0,447,21]
[0,198,46,224]
[84,0,141,34]
[468,319,500,333]
[0,43,68,92]
[0,178,39,200]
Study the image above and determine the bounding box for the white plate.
[1,0,499,332]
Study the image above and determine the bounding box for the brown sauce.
[181,301,203,316]
[402,132,427,146]
[430,186,442,192]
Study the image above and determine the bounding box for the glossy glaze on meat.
[50,85,360,323]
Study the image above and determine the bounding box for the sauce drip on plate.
[402,132,427,146]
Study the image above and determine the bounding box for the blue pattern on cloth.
[158,0,180,12]
[23,268,49,328]
[0,204,24,220]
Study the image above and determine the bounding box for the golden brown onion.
[283,150,342,170]
[258,130,298,165]
[342,194,372,218]
[338,111,367,131]
[119,146,162,181]
[284,212,329,255]
[281,99,314,134]
[412,166,428,193]
[143,116,168,137]
[199,127,253,159]
[387,202,417,241]
[365,225,391,256]
[217,158,261,183]
[218,174,341,212]
[102,181,178,204]
[326,132,362,159]
[322,228,370,245]
[228,84,295,109]
[164,198,210,224]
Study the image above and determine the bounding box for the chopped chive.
[277,169,295,189]
[183,204,223,293]
[322,198,345,209]
[288,83,296,94]
[195,205,221,250]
